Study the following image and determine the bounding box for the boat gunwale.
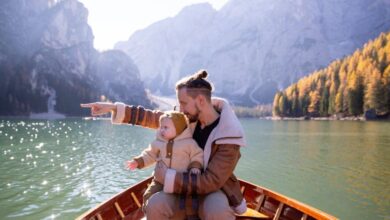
[239,179,338,220]
[76,177,338,220]
[75,177,151,220]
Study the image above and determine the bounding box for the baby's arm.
[126,160,138,170]
[130,140,160,169]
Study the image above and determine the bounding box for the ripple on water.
[1,119,389,219]
[7,204,40,218]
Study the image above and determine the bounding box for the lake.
[0,118,389,219]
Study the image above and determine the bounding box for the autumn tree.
[273,92,282,116]
[273,31,390,118]
[364,69,387,114]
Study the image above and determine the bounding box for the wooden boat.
[76,177,337,220]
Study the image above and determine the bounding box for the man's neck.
[198,104,220,129]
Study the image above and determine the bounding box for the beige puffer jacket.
[133,127,203,172]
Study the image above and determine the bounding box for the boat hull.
[76,177,337,220]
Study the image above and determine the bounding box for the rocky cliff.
[116,0,390,105]
[0,0,151,116]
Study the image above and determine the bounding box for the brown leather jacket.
[111,98,246,206]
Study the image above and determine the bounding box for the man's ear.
[197,95,206,107]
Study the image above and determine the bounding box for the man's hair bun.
[195,69,208,79]
[175,69,214,100]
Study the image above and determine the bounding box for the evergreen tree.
[384,66,390,112]
[320,87,329,116]
[328,67,340,115]
[291,88,300,116]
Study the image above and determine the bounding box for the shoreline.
[1,115,389,122]
[257,116,390,121]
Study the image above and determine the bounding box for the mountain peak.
[178,2,215,14]
[116,0,390,106]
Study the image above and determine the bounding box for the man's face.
[176,88,200,123]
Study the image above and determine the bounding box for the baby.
[127,111,203,202]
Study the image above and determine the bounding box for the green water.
[0,118,389,220]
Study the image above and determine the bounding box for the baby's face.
[159,118,177,140]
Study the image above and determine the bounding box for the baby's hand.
[190,167,201,175]
[126,160,138,170]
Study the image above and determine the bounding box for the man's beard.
[186,105,200,123]
[187,113,199,123]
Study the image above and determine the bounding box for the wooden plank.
[255,194,266,211]
[96,213,103,220]
[114,202,125,218]
[131,192,142,208]
[241,185,246,194]
[76,177,338,220]
[75,177,153,220]
[273,203,284,220]
[238,180,338,220]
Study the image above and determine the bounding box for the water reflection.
[238,119,390,220]
[0,118,389,219]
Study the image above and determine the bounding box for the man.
[81,70,246,219]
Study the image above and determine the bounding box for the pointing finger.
[80,103,95,108]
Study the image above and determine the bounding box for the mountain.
[273,32,390,118]
[115,0,390,106]
[115,3,216,95]
[0,0,152,116]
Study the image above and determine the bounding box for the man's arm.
[111,103,163,129]
[164,144,241,195]
[81,102,163,129]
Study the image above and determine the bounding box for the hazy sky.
[78,0,229,51]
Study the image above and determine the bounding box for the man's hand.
[154,161,168,184]
[80,102,116,116]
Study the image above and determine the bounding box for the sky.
[78,0,229,51]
